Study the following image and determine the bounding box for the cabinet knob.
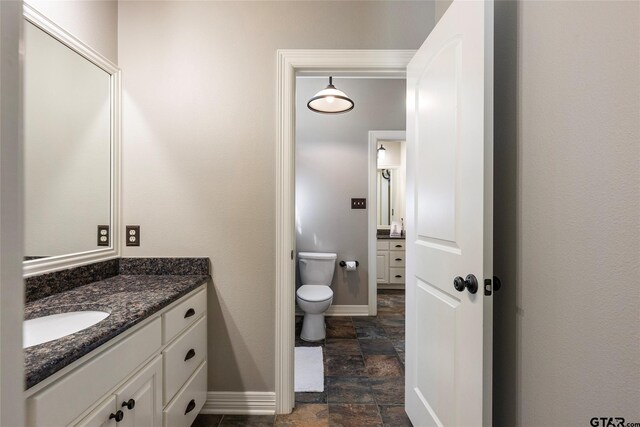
[185,399,196,415]
[122,399,135,410]
[184,348,196,361]
[184,308,196,318]
[109,410,124,422]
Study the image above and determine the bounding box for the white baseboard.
[377,283,405,290]
[326,304,369,316]
[200,391,276,415]
[295,304,370,317]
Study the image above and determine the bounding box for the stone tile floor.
[193,290,411,426]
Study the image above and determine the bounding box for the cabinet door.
[75,396,117,427]
[376,251,389,283]
[116,356,163,427]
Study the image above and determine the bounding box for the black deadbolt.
[109,410,124,422]
[453,274,478,294]
[122,399,135,410]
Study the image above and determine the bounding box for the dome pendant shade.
[307,77,355,114]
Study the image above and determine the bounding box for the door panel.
[116,356,163,427]
[405,0,493,426]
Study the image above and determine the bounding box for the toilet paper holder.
[339,260,359,267]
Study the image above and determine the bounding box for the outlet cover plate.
[126,225,140,246]
[97,225,110,247]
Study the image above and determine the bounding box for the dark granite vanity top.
[24,258,210,389]
[376,229,405,240]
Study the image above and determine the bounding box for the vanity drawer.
[376,240,390,250]
[390,268,405,284]
[163,288,206,344]
[163,316,207,404]
[389,251,405,268]
[389,241,405,250]
[27,318,161,427]
[163,361,207,427]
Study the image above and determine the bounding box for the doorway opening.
[275,50,415,414]
[367,131,407,316]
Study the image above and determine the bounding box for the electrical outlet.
[126,225,140,246]
[97,225,110,246]
[351,198,366,209]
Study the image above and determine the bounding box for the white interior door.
[405,1,493,426]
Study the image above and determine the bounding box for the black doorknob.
[109,410,124,422]
[122,399,135,410]
[453,274,478,294]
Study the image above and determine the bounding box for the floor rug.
[294,346,324,392]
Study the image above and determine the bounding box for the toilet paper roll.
[345,261,357,271]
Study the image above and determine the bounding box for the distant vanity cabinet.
[377,239,405,288]
[26,287,207,427]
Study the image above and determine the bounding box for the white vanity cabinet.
[376,239,405,288]
[26,286,208,427]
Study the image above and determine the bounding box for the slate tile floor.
[193,290,411,427]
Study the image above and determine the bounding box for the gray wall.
[25,0,118,63]
[295,78,406,305]
[118,1,434,392]
[493,1,640,426]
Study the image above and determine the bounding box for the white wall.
[295,77,405,305]
[493,1,640,425]
[25,0,117,63]
[118,1,434,392]
[24,21,111,257]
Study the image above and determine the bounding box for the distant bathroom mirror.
[23,5,120,276]
[376,140,406,229]
[377,169,392,226]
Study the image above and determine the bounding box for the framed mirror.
[377,169,393,227]
[23,4,120,277]
[375,139,406,230]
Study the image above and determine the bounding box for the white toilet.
[296,252,337,341]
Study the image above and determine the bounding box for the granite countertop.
[377,235,406,240]
[25,273,208,389]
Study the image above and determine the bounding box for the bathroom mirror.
[23,5,120,276]
[377,169,393,226]
[375,139,406,229]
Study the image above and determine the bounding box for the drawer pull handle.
[184,308,196,318]
[395,275,402,278]
[122,399,136,410]
[185,348,196,361]
[395,245,402,248]
[185,399,196,415]
[395,258,402,261]
[109,410,124,422]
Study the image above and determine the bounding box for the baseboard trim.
[326,304,369,316]
[377,283,405,290]
[200,391,276,415]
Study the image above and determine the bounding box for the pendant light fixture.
[307,76,355,114]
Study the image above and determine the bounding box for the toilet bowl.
[296,252,336,342]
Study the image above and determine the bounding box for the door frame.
[275,49,415,414]
[367,130,406,316]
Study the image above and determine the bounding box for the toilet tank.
[298,252,337,286]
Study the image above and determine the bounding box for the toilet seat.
[296,285,333,302]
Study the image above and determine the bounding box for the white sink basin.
[24,311,110,348]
